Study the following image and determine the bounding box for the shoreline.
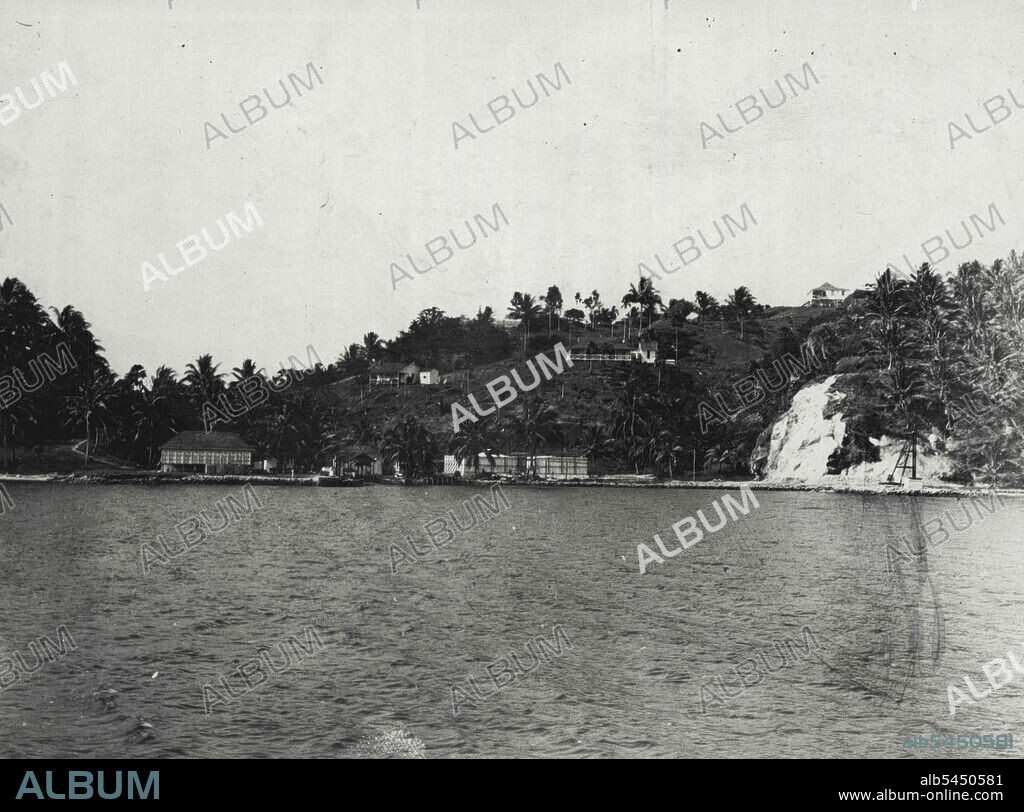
[1,471,1020,499]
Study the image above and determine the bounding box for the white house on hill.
[569,341,658,364]
[804,282,850,308]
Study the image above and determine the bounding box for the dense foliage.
[2,257,1021,484]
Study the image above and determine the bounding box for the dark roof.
[370,361,418,374]
[336,444,380,460]
[812,282,847,292]
[160,431,254,452]
[340,454,375,466]
[639,341,658,351]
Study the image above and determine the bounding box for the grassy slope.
[327,308,838,448]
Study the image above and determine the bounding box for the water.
[0,483,1021,758]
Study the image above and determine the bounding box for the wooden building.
[333,444,383,477]
[159,431,254,474]
[368,361,420,386]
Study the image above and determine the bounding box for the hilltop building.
[804,282,850,308]
[568,341,657,364]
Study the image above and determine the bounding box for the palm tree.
[119,364,147,393]
[183,354,225,405]
[0,279,51,366]
[343,414,377,446]
[61,368,116,467]
[475,306,495,325]
[232,359,258,382]
[507,292,543,351]
[579,290,607,330]
[703,445,741,476]
[341,344,364,363]
[131,384,176,467]
[49,304,106,381]
[881,360,929,431]
[725,286,758,340]
[694,291,719,320]
[865,270,911,371]
[644,414,684,478]
[380,416,436,482]
[621,306,639,341]
[266,391,315,469]
[0,280,59,468]
[362,332,385,361]
[540,285,563,336]
[581,422,615,468]
[508,399,561,474]
[337,343,369,381]
[611,370,656,440]
[906,265,959,427]
[622,277,664,335]
[622,287,640,336]
[448,418,498,475]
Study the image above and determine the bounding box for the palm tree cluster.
[506,277,765,351]
[0,277,337,472]
[0,279,113,469]
[443,366,702,480]
[445,397,561,477]
[851,260,1024,484]
[5,255,1020,485]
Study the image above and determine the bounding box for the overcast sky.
[1,0,1021,375]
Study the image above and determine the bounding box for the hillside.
[321,311,838,454]
[7,262,1019,486]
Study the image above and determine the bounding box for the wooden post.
[911,430,918,479]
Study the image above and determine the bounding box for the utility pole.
[692,449,696,482]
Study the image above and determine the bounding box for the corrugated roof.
[160,431,254,451]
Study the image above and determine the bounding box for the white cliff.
[758,375,953,486]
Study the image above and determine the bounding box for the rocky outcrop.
[752,374,954,486]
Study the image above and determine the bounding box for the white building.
[804,281,850,308]
[568,341,657,364]
[634,341,657,363]
[443,453,589,479]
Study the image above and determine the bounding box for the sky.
[0,0,1022,376]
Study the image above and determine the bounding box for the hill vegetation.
[2,258,1022,485]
